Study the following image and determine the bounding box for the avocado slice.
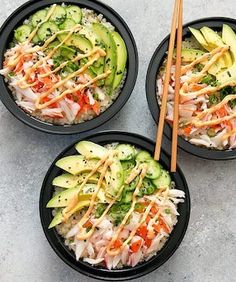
[217,24,236,83]
[92,23,117,89]
[173,48,206,62]
[75,141,108,159]
[105,158,124,198]
[189,27,209,50]
[53,173,80,188]
[52,172,101,189]
[200,26,232,68]
[46,183,96,208]
[112,31,127,90]
[58,33,93,53]
[48,200,90,229]
[55,155,102,175]
[222,24,236,61]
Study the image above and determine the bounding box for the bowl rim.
[39,130,191,281]
[0,0,138,135]
[146,17,236,160]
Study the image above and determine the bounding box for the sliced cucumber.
[32,34,42,45]
[59,18,76,30]
[31,9,47,27]
[152,169,171,189]
[121,190,133,203]
[55,155,101,175]
[136,150,152,163]
[125,176,139,191]
[121,160,136,171]
[37,21,59,41]
[75,141,108,159]
[50,5,66,25]
[116,144,136,161]
[146,160,161,179]
[66,5,82,24]
[14,25,32,43]
[138,178,156,197]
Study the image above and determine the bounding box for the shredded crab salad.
[0,4,127,124]
[157,25,236,150]
[46,141,185,269]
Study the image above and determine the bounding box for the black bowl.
[0,0,138,134]
[146,17,236,160]
[39,131,190,281]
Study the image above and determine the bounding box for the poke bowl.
[39,131,190,280]
[0,0,138,134]
[146,17,236,160]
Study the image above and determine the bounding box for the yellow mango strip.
[39,47,106,78]
[181,46,224,75]
[36,70,111,109]
[147,188,169,234]
[27,4,57,43]
[19,26,81,85]
[185,46,228,84]
[192,112,236,127]
[122,189,164,249]
[196,94,236,119]
[180,81,236,98]
[222,128,236,140]
[76,152,115,232]
[106,164,148,256]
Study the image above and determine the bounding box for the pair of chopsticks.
[154,0,183,172]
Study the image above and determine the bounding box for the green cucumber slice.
[37,21,59,41]
[50,5,66,25]
[121,160,136,171]
[145,160,161,179]
[14,25,32,43]
[59,18,76,30]
[138,178,156,197]
[116,144,136,161]
[136,150,152,163]
[152,169,171,189]
[31,9,47,27]
[66,5,82,24]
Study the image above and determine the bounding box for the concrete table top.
[0,0,235,281]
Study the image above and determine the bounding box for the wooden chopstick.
[171,0,183,172]
[154,0,181,161]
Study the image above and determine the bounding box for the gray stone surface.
[0,0,235,281]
